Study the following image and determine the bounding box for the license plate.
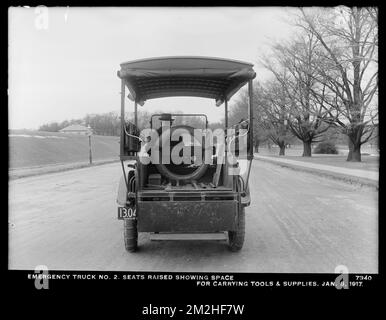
[117,207,137,220]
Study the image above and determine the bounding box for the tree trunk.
[347,136,361,162]
[302,141,312,157]
[279,143,285,156]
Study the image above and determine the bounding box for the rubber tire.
[228,207,245,252]
[124,219,138,252]
[155,124,209,181]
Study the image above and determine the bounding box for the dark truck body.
[116,56,256,251]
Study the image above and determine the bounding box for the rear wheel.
[228,207,245,252]
[124,219,138,252]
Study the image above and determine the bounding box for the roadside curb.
[9,159,120,180]
[254,156,378,189]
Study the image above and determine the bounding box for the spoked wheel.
[124,219,138,252]
[228,178,245,252]
[228,207,245,252]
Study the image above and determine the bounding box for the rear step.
[150,232,228,241]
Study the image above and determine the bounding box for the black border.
[4,2,383,308]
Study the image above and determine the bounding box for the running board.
[150,232,228,241]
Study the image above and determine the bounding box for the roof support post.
[120,79,125,158]
[248,80,254,160]
[223,98,228,186]
[224,99,228,131]
[224,98,228,159]
[134,101,138,127]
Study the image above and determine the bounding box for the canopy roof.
[118,56,256,105]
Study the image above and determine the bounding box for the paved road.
[8,161,378,273]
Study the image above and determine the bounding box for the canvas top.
[118,56,256,105]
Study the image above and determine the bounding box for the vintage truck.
[116,56,256,252]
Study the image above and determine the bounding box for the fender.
[241,184,251,207]
[236,159,251,207]
[116,176,128,206]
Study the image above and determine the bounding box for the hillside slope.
[9,130,119,168]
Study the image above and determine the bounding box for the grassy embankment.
[9,130,119,169]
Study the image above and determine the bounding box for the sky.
[8,7,299,130]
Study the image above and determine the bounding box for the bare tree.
[86,112,121,136]
[126,110,152,130]
[257,81,294,156]
[297,6,378,161]
[261,32,334,156]
[229,89,268,153]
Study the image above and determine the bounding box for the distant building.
[59,124,92,135]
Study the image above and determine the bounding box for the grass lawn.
[9,130,119,168]
[258,146,379,172]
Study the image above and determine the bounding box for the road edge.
[9,159,120,180]
[254,156,378,190]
